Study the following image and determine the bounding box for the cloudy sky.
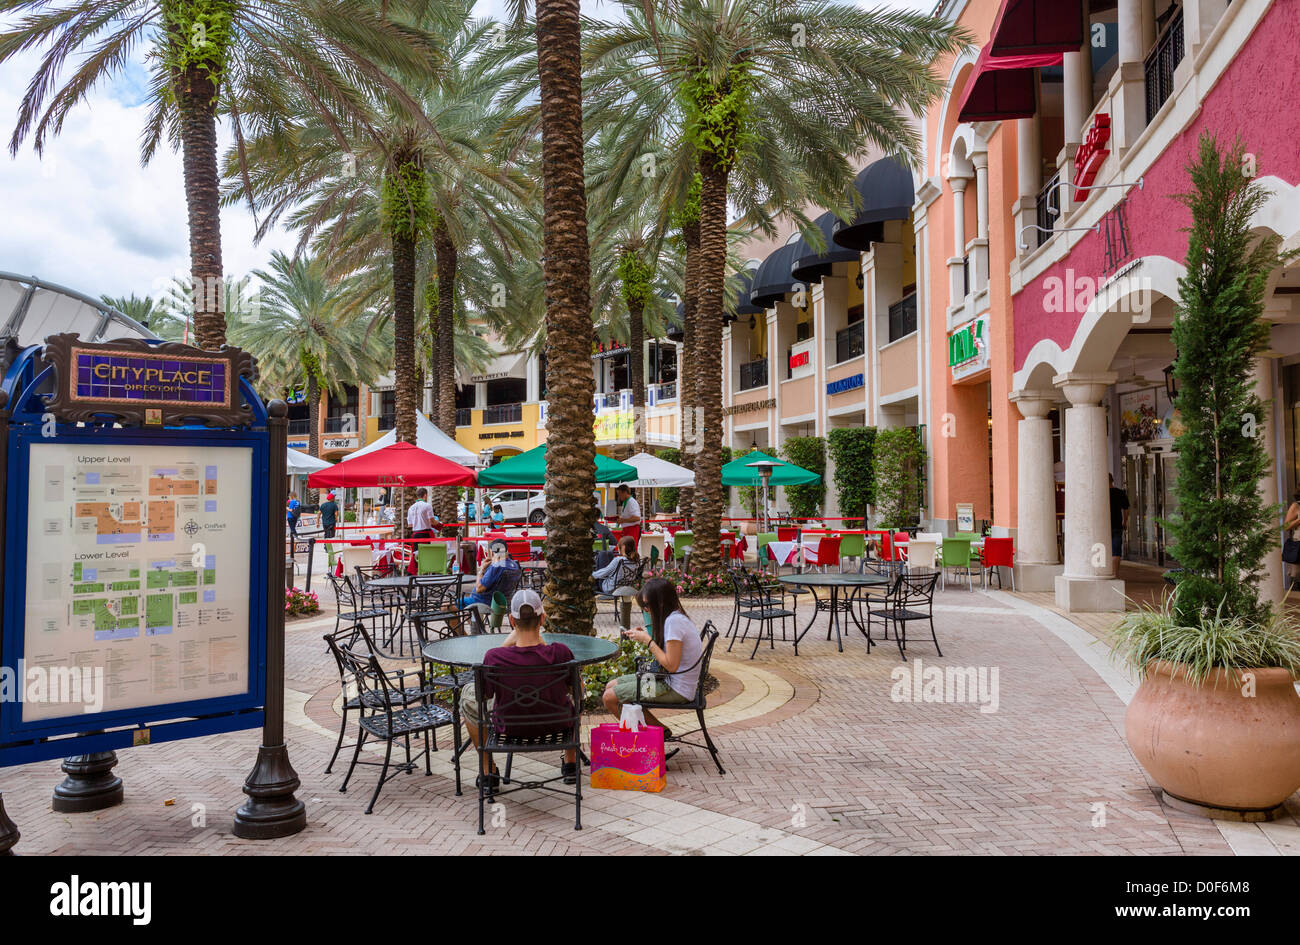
[0,0,934,301]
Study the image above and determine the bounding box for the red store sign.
[789,351,810,370]
[1073,113,1111,200]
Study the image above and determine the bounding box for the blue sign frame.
[0,349,269,766]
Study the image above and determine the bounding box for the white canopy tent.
[286,448,332,475]
[623,451,695,488]
[346,411,478,466]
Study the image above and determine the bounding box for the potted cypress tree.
[1112,134,1300,819]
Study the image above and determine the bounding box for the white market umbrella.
[347,411,478,466]
[623,451,695,488]
[287,447,332,475]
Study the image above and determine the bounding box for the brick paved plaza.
[6,584,1297,856]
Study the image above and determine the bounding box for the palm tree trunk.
[536,0,595,635]
[175,65,225,350]
[629,299,645,453]
[690,163,729,574]
[679,222,699,519]
[392,228,419,537]
[432,221,459,523]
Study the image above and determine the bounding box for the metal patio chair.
[634,621,725,775]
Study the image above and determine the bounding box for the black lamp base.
[232,744,307,840]
[51,752,123,813]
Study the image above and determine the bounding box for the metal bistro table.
[421,632,620,669]
[778,572,891,653]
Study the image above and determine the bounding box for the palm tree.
[98,293,177,338]
[226,9,534,521]
[232,251,389,464]
[2,0,440,349]
[584,0,968,572]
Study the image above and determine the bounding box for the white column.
[526,353,540,403]
[1010,390,1063,591]
[1114,0,1157,154]
[947,177,969,307]
[1053,373,1124,611]
[969,152,990,293]
[1060,38,1093,214]
[766,308,779,448]
[1014,115,1041,253]
[1256,357,1284,609]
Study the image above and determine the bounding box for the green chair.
[649,543,661,571]
[953,532,981,543]
[756,532,776,571]
[417,542,448,575]
[939,538,978,590]
[837,533,866,571]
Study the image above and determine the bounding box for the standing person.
[602,577,702,737]
[1283,493,1300,589]
[286,496,301,541]
[319,491,339,539]
[406,487,437,576]
[614,483,642,545]
[1109,473,1130,576]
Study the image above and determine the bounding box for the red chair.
[777,527,798,542]
[506,539,532,563]
[804,536,842,572]
[980,537,1016,590]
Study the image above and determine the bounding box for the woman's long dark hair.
[636,577,685,648]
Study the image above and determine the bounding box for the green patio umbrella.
[477,444,637,487]
[720,450,820,486]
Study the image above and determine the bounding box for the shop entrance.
[1122,447,1179,567]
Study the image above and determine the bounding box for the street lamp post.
[745,460,780,570]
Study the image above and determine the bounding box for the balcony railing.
[455,407,472,427]
[739,359,768,392]
[1036,171,1060,248]
[657,380,677,401]
[887,292,918,343]
[1145,7,1184,125]
[377,413,396,431]
[324,415,356,434]
[287,419,310,436]
[961,255,970,298]
[483,402,522,425]
[836,322,865,363]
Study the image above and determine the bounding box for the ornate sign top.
[42,334,256,427]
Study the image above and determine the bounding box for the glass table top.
[421,632,620,667]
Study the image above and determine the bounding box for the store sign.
[788,339,815,379]
[723,398,775,417]
[827,374,865,396]
[287,438,309,451]
[322,436,357,450]
[949,314,989,381]
[1073,113,1111,199]
[594,409,634,441]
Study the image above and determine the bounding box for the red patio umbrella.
[307,441,475,489]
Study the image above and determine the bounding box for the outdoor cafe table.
[778,572,891,653]
[421,632,620,668]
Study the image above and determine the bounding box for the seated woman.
[461,542,521,608]
[460,590,578,787]
[592,535,640,596]
[602,577,703,737]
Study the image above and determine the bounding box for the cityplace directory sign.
[0,334,268,764]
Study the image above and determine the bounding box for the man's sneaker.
[561,761,578,784]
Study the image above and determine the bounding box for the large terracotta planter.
[1125,660,1300,815]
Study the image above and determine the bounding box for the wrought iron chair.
[634,621,724,774]
[325,572,388,639]
[866,571,942,661]
[471,661,584,835]
[728,570,797,659]
[596,557,645,628]
[333,627,462,813]
[323,624,441,776]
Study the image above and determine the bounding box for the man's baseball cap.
[510,588,544,619]
[326,492,335,499]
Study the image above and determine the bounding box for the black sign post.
[233,400,306,839]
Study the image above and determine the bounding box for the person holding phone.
[602,577,701,736]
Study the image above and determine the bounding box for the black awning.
[831,156,915,251]
[790,211,861,282]
[726,268,765,318]
[749,242,808,310]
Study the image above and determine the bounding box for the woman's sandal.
[475,765,501,793]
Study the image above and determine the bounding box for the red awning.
[956,44,1061,123]
[307,441,476,489]
[989,0,1085,57]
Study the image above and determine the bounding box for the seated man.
[459,590,578,787]
[461,542,521,608]
[593,535,640,596]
